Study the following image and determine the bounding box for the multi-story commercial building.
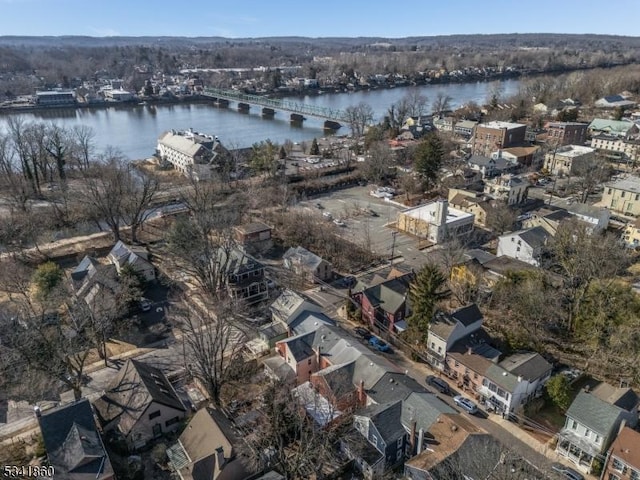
[546,122,588,146]
[35,90,76,106]
[397,200,474,245]
[602,176,640,216]
[591,135,640,163]
[157,129,226,180]
[471,121,528,156]
[544,145,597,176]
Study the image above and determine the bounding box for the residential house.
[404,414,506,480]
[496,226,551,266]
[107,240,156,282]
[220,247,269,304]
[446,345,552,414]
[546,122,589,146]
[94,359,187,450]
[344,401,408,479]
[454,120,478,137]
[167,408,253,480]
[467,154,513,179]
[37,398,115,480]
[557,383,639,473]
[433,116,454,132]
[522,206,573,236]
[283,246,333,283]
[622,219,640,248]
[447,188,492,226]
[602,427,640,480]
[157,129,230,180]
[269,289,333,335]
[400,392,457,456]
[595,95,637,110]
[233,222,273,255]
[544,145,597,176]
[588,119,639,138]
[567,203,610,232]
[397,200,474,245]
[426,304,484,370]
[602,176,640,216]
[351,271,414,332]
[493,145,541,168]
[471,121,528,157]
[483,174,528,206]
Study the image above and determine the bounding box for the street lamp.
[390,231,398,264]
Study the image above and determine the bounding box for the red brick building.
[471,121,528,156]
[603,427,640,480]
[546,122,588,147]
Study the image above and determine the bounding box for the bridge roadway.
[202,87,347,129]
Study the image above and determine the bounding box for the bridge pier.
[323,120,342,131]
[290,113,305,125]
[262,107,275,118]
[215,99,229,108]
[238,102,250,112]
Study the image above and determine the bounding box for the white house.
[556,383,639,473]
[157,129,225,180]
[497,226,551,266]
[397,200,474,245]
[426,304,484,370]
[483,174,529,206]
[107,241,156,282]
[566,203,610,232]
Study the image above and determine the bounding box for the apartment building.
[546,122,588,146]
[471,121,528,156]
[602,176,640,216]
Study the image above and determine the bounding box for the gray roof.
[450,304,483,327]
[484,364,521,393]
[360,275,412,315]
[512,226,550,249]
[358,400,406,444]
[368,372,426,404]
[468,155,510,171]
[464,249,497,265]
[283,331,316,362]
[283,246,327,271]
[219,247,264,277]
[38,399,114,480]
[269,289,322,326]
[401,392,456,432]
[591,383,639,412]
[605,176,640,194]
[94,359,185,434]
[499,352,552,381]
[567,203,608,220]
[566,390,625,435]
[108,240,151,270]
[71,255,99,283]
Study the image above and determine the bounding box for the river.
[0,79,520,160]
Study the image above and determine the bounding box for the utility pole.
[390,231,398,265]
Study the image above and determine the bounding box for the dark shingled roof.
[368,372,427,404]
[38,399,114,480]
[358,400,406,444]
[566,390,625,435]
[450,304,483,327]
[94,359,185,434]
[517,226,551,249]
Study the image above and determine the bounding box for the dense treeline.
[1,33,639,97]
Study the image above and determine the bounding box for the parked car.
[354,327,371,340]
[454,395,478,415]
[550,463,584,480]
[426,375,451,395]
[322,211,333,219]
[333,219,346,227]
[369,336,391,353]
[340,276,357,288]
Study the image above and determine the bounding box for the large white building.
[157,129,223,180]
[397,200,474,244]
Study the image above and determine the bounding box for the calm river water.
[0,79,519,159]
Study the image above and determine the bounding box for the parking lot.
[294,185,436,270]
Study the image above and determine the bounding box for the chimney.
[358,379,365,405]
[33,406,41,418]
[215,446,226,469]
[315,346,321,367]
[409,421,417,453]
[467,346,473,355]
[618,419,627,436]
[417,428,425,453]
[434,199,448,227]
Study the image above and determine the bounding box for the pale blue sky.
[1,0,639,38]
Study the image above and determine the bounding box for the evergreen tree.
[414,133,444,189]
[407,263,447,341]
[310,138,320,156]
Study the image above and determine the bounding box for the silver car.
[454,395,478,415]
